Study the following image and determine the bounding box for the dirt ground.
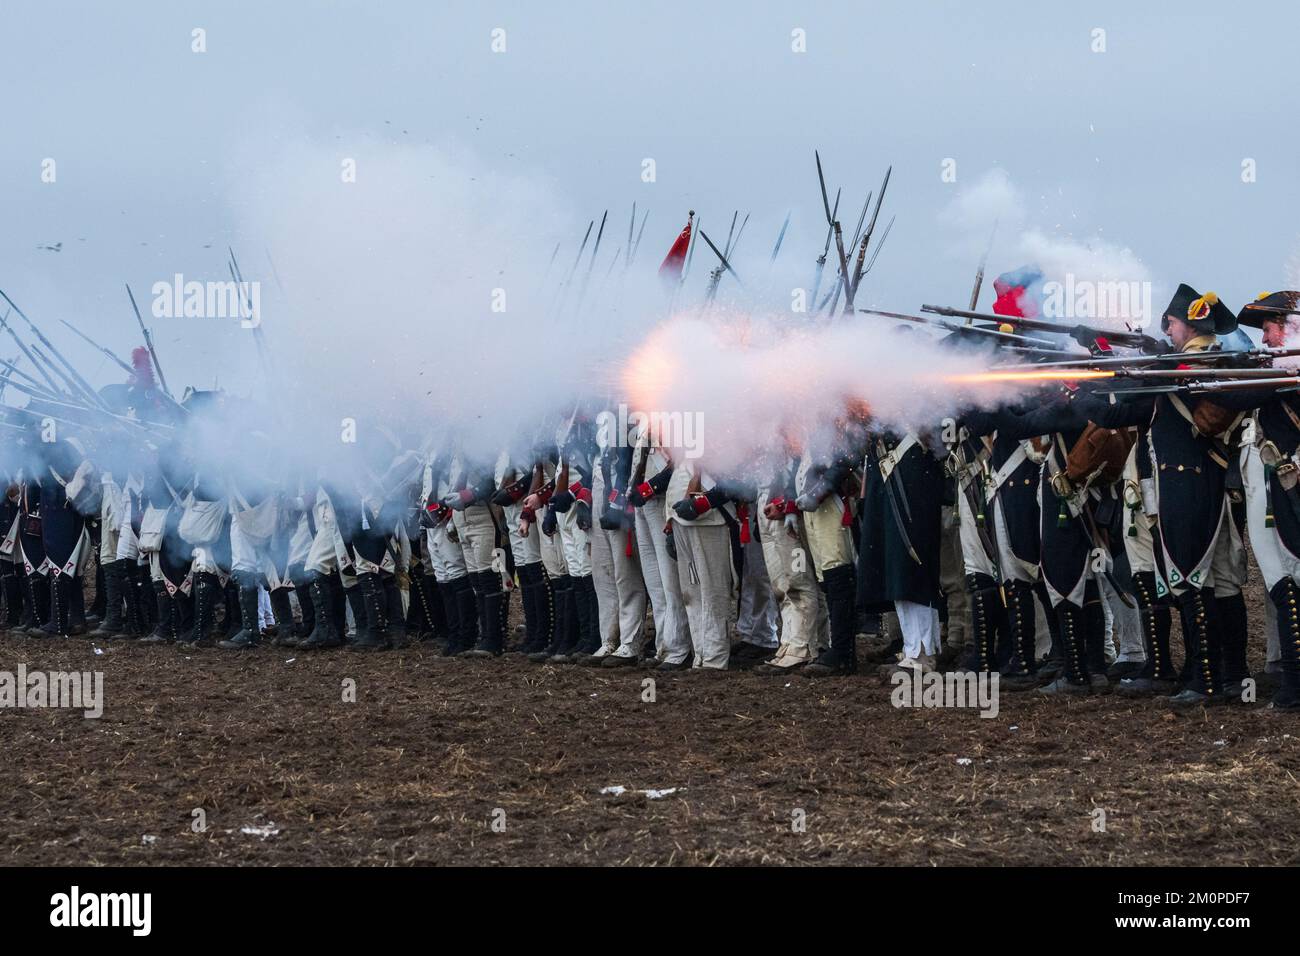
[2,569,1298,868]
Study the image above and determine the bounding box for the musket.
[31,344,110,412]
[826,191,870,316]
[627,202,636,262]
[994,347,1300,371]
[0,313,62,396]
[769,211,791,265]
[859,307,1065,350]
[0,355,63,401]
[860,214,895,278]
[722,210,739,261]
[1114,367,1300,381]
[727,212,749,258]
[699,229,744,297]
[630,208,649,266]
[584,209,608,281]
[814,151,852,318]
[846,166,891,311]
[60,318,135,375]
[921,304,1158,351]
[808,188,839,312]
[968,219,999,313]
[126,283,173,398]
[0,288,106,407]
[1098,377,1300,397]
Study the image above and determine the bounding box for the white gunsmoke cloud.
[621,308,1021,473]
[939,168,1161,331]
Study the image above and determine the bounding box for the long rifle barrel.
[921,304,1155,350]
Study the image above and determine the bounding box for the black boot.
[424,576,449,644]
[69,575,87,635]
[1038,600,1090,695]
[404,570,431,642]
[805,564,858,676]
[351,572,389,650]
[962,573,1001,673]
[23,571,49,636]
[1117,571,1176,696]
[1216,591,1250,702]
[89,561,127,638]
[436,576,465,656]
[464,571,506,657]
[140,581,174,643]
[1082,580,1109,693]
[1,567,23,632]
[1169,587,1221,705]
[1270,579,1300,710]
[177,572,219,649]
[300,575,343,649]
[568,574,601,660]
[289,577,315,643]
[119,563,148,638]
[88,560,106,624]
[1000,579,1040,689]
[268,586,297,647]
[447,575,479,655]
[41,574,72,637]
[384,574,408,648]
[516,563,552,654]
[219,576,263,649]
[538,575,577,662]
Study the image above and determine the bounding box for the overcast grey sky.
[4,0,1298,394]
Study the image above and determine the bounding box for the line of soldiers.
[3,284,1299,713]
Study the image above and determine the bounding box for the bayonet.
[126,283,173,398]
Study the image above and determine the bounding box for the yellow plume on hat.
[1188,291,1218,321]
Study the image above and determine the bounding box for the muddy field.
[2,590,1298,868]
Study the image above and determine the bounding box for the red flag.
[659,212,693,284]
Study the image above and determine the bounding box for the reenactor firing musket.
[858,307,1067,351]
[920,303,1161,352]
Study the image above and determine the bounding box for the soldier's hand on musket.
[575,499,592,531]
[783,513,800,539]
[794,491,821,512]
